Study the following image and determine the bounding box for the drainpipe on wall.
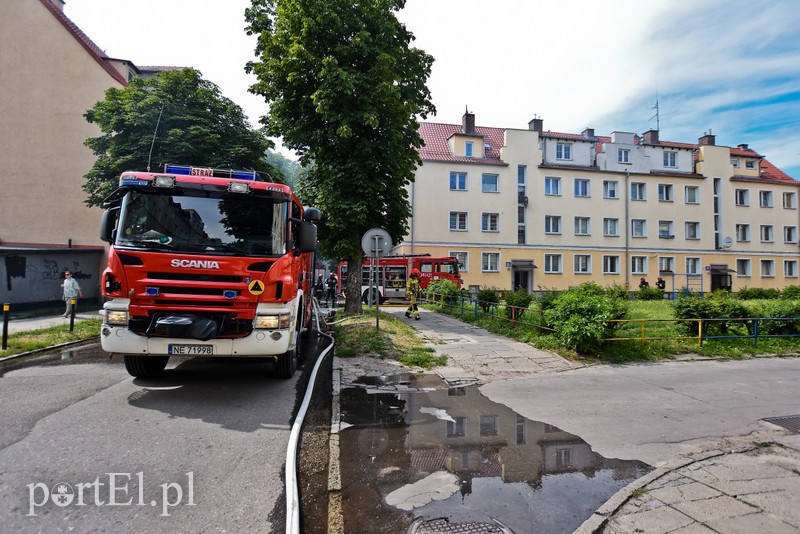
[624,170,630,290]
[410,181,415,255]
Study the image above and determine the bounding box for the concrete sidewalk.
[3,310,101,334]
[385,307,800,533]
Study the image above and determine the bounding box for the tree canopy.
[245,0,435,312]
[82,68,276,207]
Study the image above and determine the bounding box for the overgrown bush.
[543,282,629,354]
[782,285,800,300]
[535,286,560,317]
[477,286,500,312]
[674,293,753,335]
[737,286,781,300]
[756,300,800,335]
[637,286,665,301]
[672,293,716,335]
[605,283,630,300]
[426,279,461,306]
[504,288,534,321]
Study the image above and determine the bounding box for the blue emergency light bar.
[164,164,258,181]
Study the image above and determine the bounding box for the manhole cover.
[408,517,513,534]
[763,415,800,432]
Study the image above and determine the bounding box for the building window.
[761,259,775,277]
[632,219,647,238]
[631,182,646,201]
[556,143,572,160]
[574,178,590,198]
[618,148,630,164]
[685,186,700,204]
[517,225,526,245]
[516,414,526,445]
[556,448,572,468]
[545,176,561,196]
[603,180,618,199]
[685,221,700,240]
[663,151,677,167]
[759,190,773,208]
[659,257,675,272]
[574,217,590,236]
[745,160,756,169]
[658,220,674,239]
[760,225,774,242]
[480,415,499,437]
[481,252,499,272]
[574,254,591,274]
[449,251,468,272]
[482,173,499,193]
[735,189,749,206]
[783,191,797,209]
[736,258,751,277]
[658,183,674,202]
[465,141,473,157]
[736,224,750,242]
[631,256,647,275]
[603,218,619,237]
[544,215,561,234]
[482,213,499,232]
[731,158,740,168]
[603,255,620,274]
[544,254,562,274]
[785,260,798,278]
[785,226,798,243]
[450,172,467,191]
[449,211,467,231]
[446,417,466,438]
[686,257,701,275]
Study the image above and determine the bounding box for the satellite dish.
[361,228,392,258]
[722,236,733,249]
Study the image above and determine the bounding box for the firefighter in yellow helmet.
[405,268,421,320]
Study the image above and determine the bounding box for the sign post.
[361,229,392,330]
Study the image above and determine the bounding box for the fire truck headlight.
[255,313,291,330]
[105,310,130,326]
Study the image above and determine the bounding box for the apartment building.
[395,112,799,294]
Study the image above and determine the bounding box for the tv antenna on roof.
[147,102,165,172]
[650,97,660,132]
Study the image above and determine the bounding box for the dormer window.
[618,149,630,164]
[556,143,572,160]
[745,160,756,169]
[731,158,740,168]
[465,141,474,158]
[663,151,677,168]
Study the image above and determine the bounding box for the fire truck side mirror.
[303,207,321,223]
[100,208,119,243]
[296,221,317,253]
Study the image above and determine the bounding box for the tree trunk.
[344,251,364,315]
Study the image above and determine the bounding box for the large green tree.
[83,68,276,207]
[245,0,435,313]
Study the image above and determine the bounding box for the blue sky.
[67,0,800,179]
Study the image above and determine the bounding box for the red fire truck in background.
[98,165,319,379]
[337,255,462,303]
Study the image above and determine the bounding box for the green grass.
[425,298,800,363]
[333,311,447,369]
[0,319,102,357]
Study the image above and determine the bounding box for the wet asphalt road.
[0,340,327,533]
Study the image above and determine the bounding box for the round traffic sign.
[361,228,392,258]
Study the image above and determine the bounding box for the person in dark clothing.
[639,277,649,289]
[325,274,337,307]
[655,277,666,290]
[314,274,325,303]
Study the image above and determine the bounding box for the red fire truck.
[337,255,462,303]
[98,165,319,379]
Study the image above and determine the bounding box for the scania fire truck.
[99,165,319,379]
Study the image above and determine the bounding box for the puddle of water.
[339,375,652,534]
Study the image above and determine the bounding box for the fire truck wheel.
[124,355,169,379]
[274,333,300,378]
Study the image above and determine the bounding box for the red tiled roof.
[40,0,128,86]
[418,122,507,166]
[756,159,799,185]
[730,147,763,158]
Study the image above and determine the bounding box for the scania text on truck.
[98,165,320,379]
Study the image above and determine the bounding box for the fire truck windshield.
[115,190,288,256]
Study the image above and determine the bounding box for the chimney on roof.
[643,129,659,145]
[582,128,595,139]
[738,143,749,150]
[528,118,543,133]
[462,108,476,135]
[48,0,65,11]
[698,131,716,146]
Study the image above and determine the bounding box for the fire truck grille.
[157,286,239,296]
[128,314,253,337]
[147,272,243,283]
[156,299,236,307]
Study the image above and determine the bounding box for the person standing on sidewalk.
[61,270,82,317]
[405,269,421,320]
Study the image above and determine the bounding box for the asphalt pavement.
[340,307,800,533]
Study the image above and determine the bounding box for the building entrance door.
[512,267,533,293]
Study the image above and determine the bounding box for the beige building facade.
[396,112,800,294]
